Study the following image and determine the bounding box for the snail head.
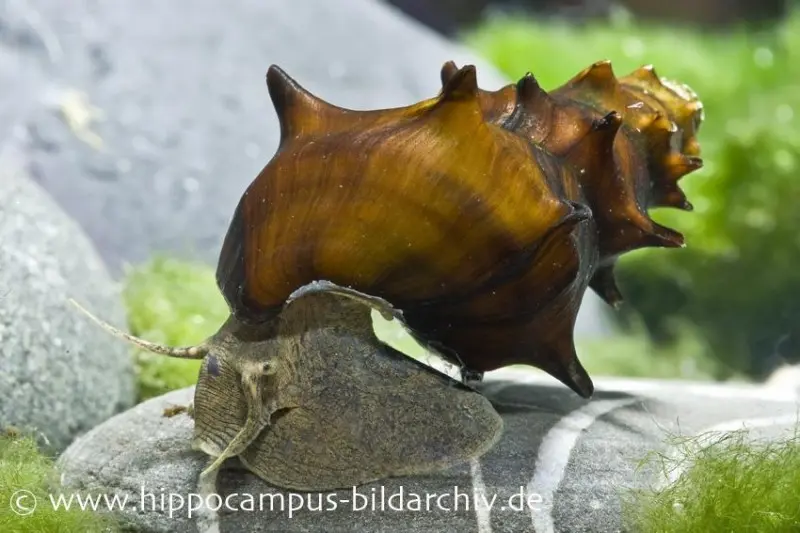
[68,298,285,480]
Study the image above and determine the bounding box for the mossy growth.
[576,318,734,382]
[0,431,120,532]
[122,256,228,401]
[625,427,800,532]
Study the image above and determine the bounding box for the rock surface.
[58,371,799,532]
[5,0,509,274]
[0,147,136,452]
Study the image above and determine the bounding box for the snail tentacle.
[68,299,208,359]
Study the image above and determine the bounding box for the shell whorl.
[441,59,704,306]
[215,61,704,398]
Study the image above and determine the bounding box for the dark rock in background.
[0,0,53,147]
[383,0,610,35]
[619,0,789,27]
[384,0,790,35]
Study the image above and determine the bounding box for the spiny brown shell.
[217,61,703,398]
[441,60,704,306]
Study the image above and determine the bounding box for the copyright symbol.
[10,489,37,516]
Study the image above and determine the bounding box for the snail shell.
[217,61,703,399]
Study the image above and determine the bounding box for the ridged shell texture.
[215,60,704,398]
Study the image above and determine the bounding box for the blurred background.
[387,0,791,34]
[3,0,798,398]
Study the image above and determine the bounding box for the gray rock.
[58,371,799,532]
[0,146,136,452]
[15,0,510,274]
[0,0,54,146]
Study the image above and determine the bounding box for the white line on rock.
[528,398,639,533]
[195,469,221,533]
[470,457,493,533]
[482,369,800,403]
[703,413,800,433]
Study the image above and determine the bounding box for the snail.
[72,59,702,492]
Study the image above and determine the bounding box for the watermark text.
[9,485,546,519]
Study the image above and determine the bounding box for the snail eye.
[206,355,221,377]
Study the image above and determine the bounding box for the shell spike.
[556,60,625,111]
[440,64,479,101]
[608,214,685,255]
[589,264,624,309]
[539,336,594,399]
[517,72,543,101]
[682,136,702,157]
[565,111,621,175]
[648,153,701,210]
[653,184,694,211]
[266,64,342,143]
[440,60,460,86]
[579,60,616,82]
[68,299,208,359]
[681,100,704,121]
[627,64,661,86]
[666,154,703,181]
[641,221,686,249]
[593,111,623,132]
[641,113,677,149]
[515,71,556,115]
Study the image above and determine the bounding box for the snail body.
[191,282,502,490]
[73,281,504,492]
